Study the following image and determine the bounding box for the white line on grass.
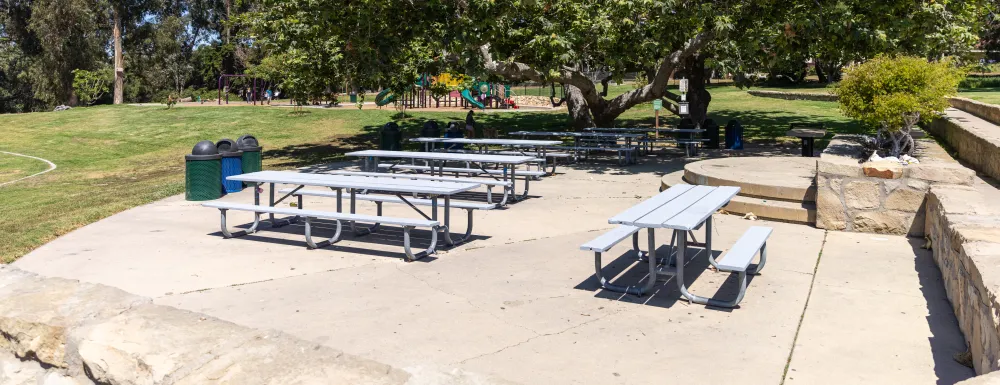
[0,151,57,187]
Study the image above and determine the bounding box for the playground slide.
[460,89,485,109]
[375,89,396,106]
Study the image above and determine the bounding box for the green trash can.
[185,140,222,201]
[237,134,262,173]
[379,122,402,151]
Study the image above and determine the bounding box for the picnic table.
[207,170,483,260]
[345,150,538,201]
[581,184,775,308]
[408,137,564,173]
[585,127,707,154]
[508,131,645,164]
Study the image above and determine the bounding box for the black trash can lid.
[237,134,262,151]
[186,140,221,160]
[216,138,243,157]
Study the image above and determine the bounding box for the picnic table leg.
[706,216,720,269]
[593,228,658,296]
[675,232,747,308]
[348,188,379,235]
[431,196,454,246]
[268,183,291,228]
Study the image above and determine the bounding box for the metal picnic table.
[226,170,481,245]
[508,131,645,161]
[606,184,741,306]
[345,150,538,201]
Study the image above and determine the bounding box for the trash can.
[725,119,744,150]
[444,121,465,150]
[216,138,243,193]
[185,140,222,201]
[677,118,695,149]
[236,134,262,188]
[349,92,358,103]
[419,120,441,138]
[379,122,402,151]
[703,119,720,149]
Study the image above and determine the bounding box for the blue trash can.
[216,138,243,193]
[443,121,465,150]
[725,120,744,150]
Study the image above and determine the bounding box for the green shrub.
[71,68,112,106]
[837,55,963,130]
[960,76,1000,89]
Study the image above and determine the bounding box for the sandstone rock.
[0,273,150,368]
[404,366,521,385]
[67,303,261,384]
[173,330,410,385]
[41,371,90,385]
[956,369,1000,384]
[907,163,975,185]
[884,188,926,212]
[0,353,45,385]
[844,180,881,210]
[862,161,903,179]
[931,186,1000,216]
[818,158,861,178]
[852,211,912,235]
[830,178,842,194]
[815,187,846,230]
[908,179,930,191]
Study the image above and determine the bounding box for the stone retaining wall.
[816,136,974,235]
[747,90,839,102]
[927,108,1000,181]
[0,265,515,385]
[949,97,1000,126]
[925,185,1000,375]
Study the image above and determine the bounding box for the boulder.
[843,180,880,210]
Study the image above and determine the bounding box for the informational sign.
[652,99,662,111]
[679,79,689,93]
[679,102,690,115]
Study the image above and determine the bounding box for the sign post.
[652,99,662,140]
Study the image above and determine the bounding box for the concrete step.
[661,170,817,225]
[683,157,817,202]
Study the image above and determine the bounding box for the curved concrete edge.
[683,160,817,203]
[0,150,57,188]
[0,265,518,385]
[747,90,839,102]
[662,171,816,224]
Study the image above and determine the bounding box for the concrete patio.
[13,157,974,384]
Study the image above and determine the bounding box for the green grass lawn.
[0,152,49,185]
[0,85,863,262]
[957,87,1000,105]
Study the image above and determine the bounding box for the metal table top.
[508,131,646,139]
[346,150,537,164]
[408,138,562,146]
[228,171,480,195]
[609,184,740,231]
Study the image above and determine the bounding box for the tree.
[71,67,111,105]
[836,55,963,157]
[106,0,158,104]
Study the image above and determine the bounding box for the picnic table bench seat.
[544,145,637,164]
[280,188,494,244]
[324,170,512,205]
[711,226,771,307]
[202,201,440,261]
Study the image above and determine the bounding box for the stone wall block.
[816,185,846,230]
[844,180,881,210]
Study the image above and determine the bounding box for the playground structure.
[217,74,273,105]
[374,74,520,110]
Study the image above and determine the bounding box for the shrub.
[836,55,964,156]
[837,55,963,129]
[71,68,112,106]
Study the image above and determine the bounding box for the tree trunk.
[113,10,123,105]
[684,55,711,125]
[814,59,827,83]
[565,85,595,128]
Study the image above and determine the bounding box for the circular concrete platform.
[683,157,817,202]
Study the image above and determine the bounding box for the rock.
[908,179,930,191]
[173,330,410,385]
[907,163,975,185]
[40,371,90,385]
[0,271,150,368]
[0,353,46,385]
[817,158,862,177]
[843,180,881,210]
[956,370,1000,384]
[852,211,912,235]
[53,105,72,112]
[816,187,846,230]
[404,366,521,385]
[884,188,926,212]
[862,160,903,179]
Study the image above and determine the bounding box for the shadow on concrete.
[908,237,976,384]
[210,218,490,262]
[574,234,753,311]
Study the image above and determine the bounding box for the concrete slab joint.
[0,265,516,385]
[816,135,973,236]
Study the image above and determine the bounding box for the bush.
[71,68,112,106]
[960,76,1000,89]
[837,55,963,130]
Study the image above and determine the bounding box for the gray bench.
[580,225,648,296]
[323,170,513,205]
[202,201,440,261]
[712,226,771,307]
[545,145,637,165]
[281,189,494,244]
